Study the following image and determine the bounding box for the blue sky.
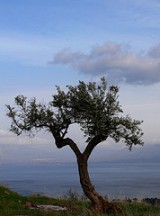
[0,0,160,163]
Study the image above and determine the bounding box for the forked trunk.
[77,156,124,214]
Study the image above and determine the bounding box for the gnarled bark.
[77,156,124,214]
[52,132,124,214]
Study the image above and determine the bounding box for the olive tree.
[6,77,143,213]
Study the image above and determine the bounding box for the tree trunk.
[77,156,123,214]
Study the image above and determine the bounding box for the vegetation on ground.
[1,185,160,216]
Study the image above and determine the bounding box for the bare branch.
[83,135,107,160]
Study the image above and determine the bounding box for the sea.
[0,161,160,199]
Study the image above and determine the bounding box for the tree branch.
[83,135,107,160]
[50,127,82,158]
[60,138,82,158]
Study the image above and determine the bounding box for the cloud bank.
[52,42,160,85]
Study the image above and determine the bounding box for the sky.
[0,0,160,164]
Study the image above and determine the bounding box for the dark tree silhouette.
[6,77,143,214]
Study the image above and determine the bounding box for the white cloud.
[52,42,160,85]
[148,44,160,58]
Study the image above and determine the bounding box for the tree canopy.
[6,77,144,213]
[7,77,143,151]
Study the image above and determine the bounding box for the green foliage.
[52,77,124,142]
[66,188,79,201]
[6,77,143,150]
[0,185,88,216]
[6,77,144,214]
[1,185,160,216]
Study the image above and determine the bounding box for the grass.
[0,184,160,216]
